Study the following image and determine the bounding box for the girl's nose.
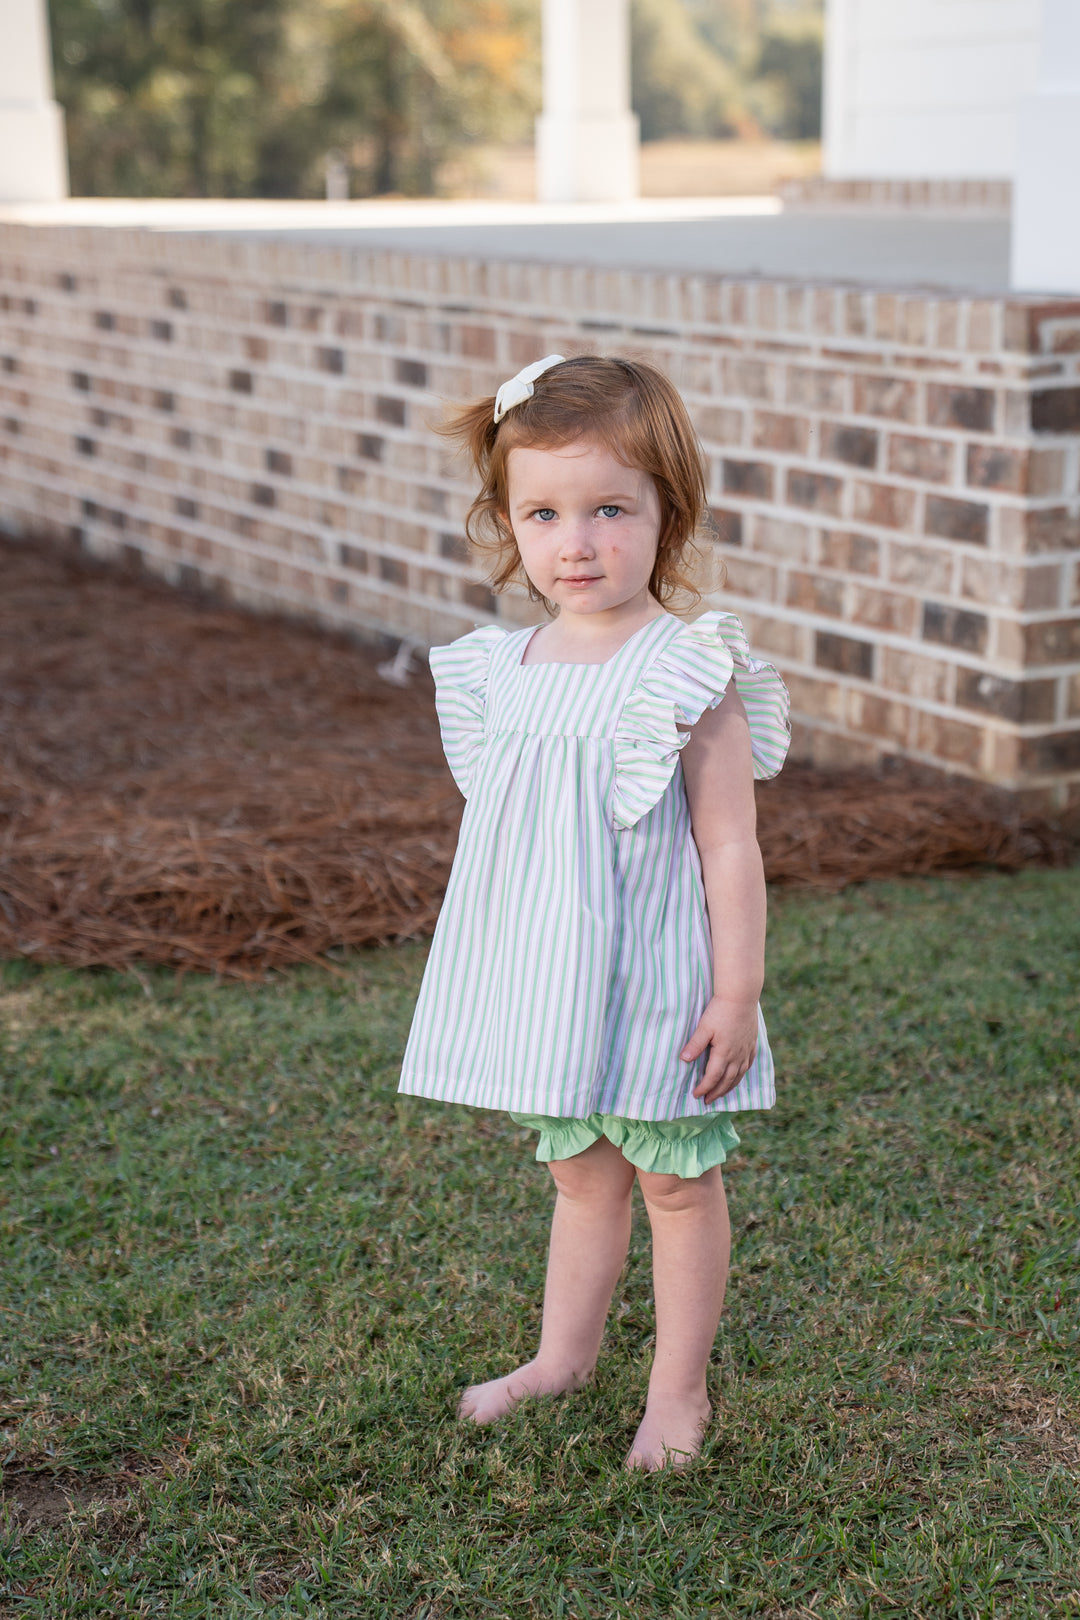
[560,520,596,560]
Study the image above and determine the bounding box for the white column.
[0,0,68,202]
[821,0,857,177]
[536,0,639,204]
[1012,0,1080,292]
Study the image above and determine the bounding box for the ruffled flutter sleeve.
[612,611,790,830]
[429,625,505,797]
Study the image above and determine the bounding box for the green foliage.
[48,0,821,195]
[2,868,1079,1614]
[751,17,824,138]
[49,0,537,197]
[631,0,741,142]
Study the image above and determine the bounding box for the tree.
[48,0,536,197]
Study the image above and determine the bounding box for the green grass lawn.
[2,868,1079,1619]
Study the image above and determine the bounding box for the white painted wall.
[824,0,1041,178]
[0,0,68,201]
[1012,0,1080,291]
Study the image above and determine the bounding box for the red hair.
[438,355,715,609]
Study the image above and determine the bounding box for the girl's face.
[504,439,661,620]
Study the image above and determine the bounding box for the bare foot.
[457,1359,586,1425]
[624,1393,712,1472]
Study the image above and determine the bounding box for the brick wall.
[1,220,1078,808]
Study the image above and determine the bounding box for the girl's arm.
[678,683,765,1104]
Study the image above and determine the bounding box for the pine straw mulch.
[0,537,1073,980]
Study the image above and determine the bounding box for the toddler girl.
[399,354,789,1470]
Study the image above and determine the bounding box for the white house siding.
[824,0,1041,179]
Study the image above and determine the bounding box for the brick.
[820,422,878,469]
[846,690,911,743]
[1023,619,1080,664]
[709,507,743,546]
[956,670,1057,723]
[1019,730,1080,772]
[786,468,843,515]
[375,396,406,426]
[853,374,917,422]
[887,433,953,483]
[751,410,807,454]
[1029,449,1067,497]
[721,555,777,599]
[724,356,776,401]
[439,531,469,562]
[1031,387,1080,433]
[786,571,844,616]
[958,556,1026,610]
[417,485,448,515]
[965,444,1028,492]
[1003,299,1080,354]
[459,325,496,360]
[463,580,496,612]
[815,631,874,679]
[914,711,985,770]
[340,543,368,571]
[1024,563,1065,611]
[922,602,988,655]
[853,481,916,531]
[1024,508,1080,553]
[787,365,845,411]
[696,405,745,444]
[926,382,995,433]
[810,731,882,770]
[378,555,408,587]
[849,585,917,635]
[722,458,774,499]
[744,612,808,660]
[819,528,880,576]
[395,357,428,387]
[881,646,953,704]
[1045,320,1080,354]
[784,671,844,722]
[925,494,989,546]
[752,515,812,562]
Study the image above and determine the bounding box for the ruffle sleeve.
[429,625,506,797]
[612,611,790,830]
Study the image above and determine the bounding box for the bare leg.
[459,1134,636,1424]
[625,1164,730,1471]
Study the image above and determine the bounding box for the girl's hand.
[681,996,759,1104]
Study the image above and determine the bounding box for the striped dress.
[398,610,790,1122]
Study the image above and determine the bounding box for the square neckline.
[516,612,673,670]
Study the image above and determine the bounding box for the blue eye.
[598,504,621,518]
[534,508,556,521]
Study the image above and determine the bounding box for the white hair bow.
[493,354,566,423]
